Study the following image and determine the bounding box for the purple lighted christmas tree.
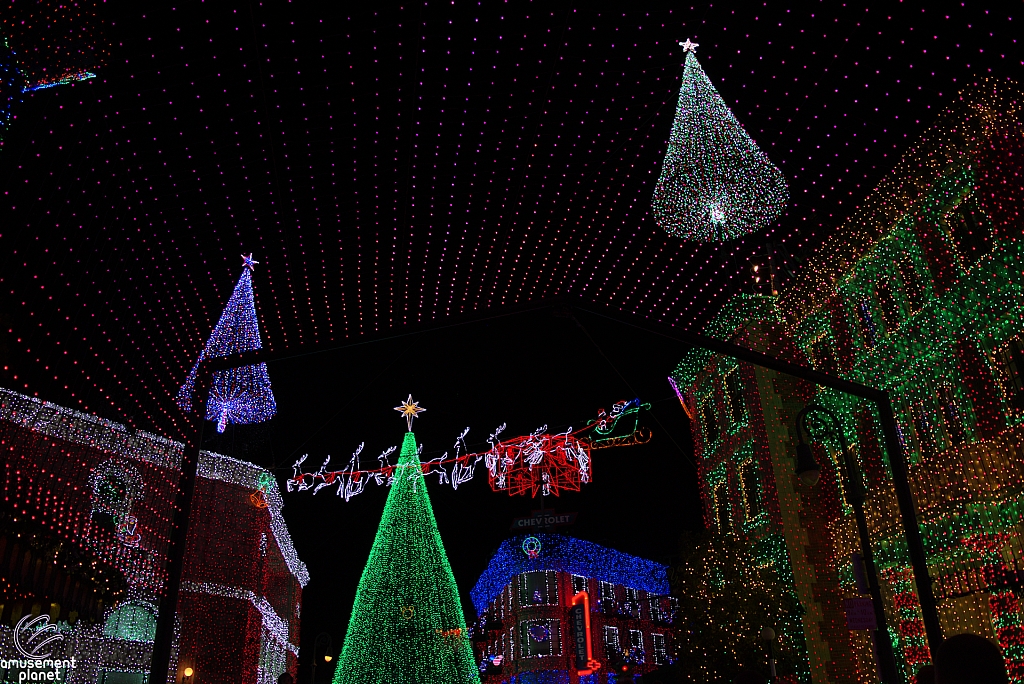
[176,254,276,432]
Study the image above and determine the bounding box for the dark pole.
[876,396,943,651]
[796,405,900,683]
[573,303,944,651]
[310,632,332,684]
[150,361,211,684]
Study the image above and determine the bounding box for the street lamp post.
[794,403,901,684]
[759,627,777,682]
[310,633,333,684]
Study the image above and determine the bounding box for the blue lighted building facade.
[470,534,678,684]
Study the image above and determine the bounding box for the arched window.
[89,460,143,535]
[103,601,157,642]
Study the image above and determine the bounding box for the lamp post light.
[794,403,901,684]
[182,667,194,684]
[310,633,333,684]
[759,627,777,682]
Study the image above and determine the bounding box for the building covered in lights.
[671,77,1024,683]
[469,534,678,684]
[0,387,308,684]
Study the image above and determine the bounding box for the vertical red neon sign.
[570,591,602,675]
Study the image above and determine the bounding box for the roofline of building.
[778,75,1024,325]
[469,533,669,616]
[0,386,309,587]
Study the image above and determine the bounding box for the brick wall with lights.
[0,387,307,684]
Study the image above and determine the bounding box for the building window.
[571,574,588,597]
[939,384,966,447]
[603,625,621,657]
[911,401,938,460]
[648,596,677,625]
[898,259,926,314]
[896,422,909,451]
[519,571,557,606]
[652,633,668,665]
[857,300,878,349]
[701,397,719,446]
[724,368,746,425]
[629,629,645,663]
[597,580,617,615]
[649,596,667,624]
[809,335,838,375]
[520,619,561,658]
[623,587,641,619]
[875,278,900,331]
[89,460,143,536]
[994,334,1024,411]
[713,482,732,534]
[739,460,763,520]
[103,602,157,642]
[947,195,993,267]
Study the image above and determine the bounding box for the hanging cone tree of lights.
[333,396,481,684]
[176,253,277,432]
[652,39,789,242]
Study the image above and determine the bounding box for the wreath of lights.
[522,536,542,560]
[527,623,550,644]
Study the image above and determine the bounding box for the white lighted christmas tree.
[652,39,788,242]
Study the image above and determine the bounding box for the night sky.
[0,0,1019,679]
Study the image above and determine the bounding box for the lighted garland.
[288,400,651,502]
[652,41,788,242]
[0,35,17,150]
[0,0,106,92]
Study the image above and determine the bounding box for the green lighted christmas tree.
[333,396,481,684]
[652,39,788,242]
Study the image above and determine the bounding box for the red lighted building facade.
[0,387,307,684]
[470,534,678,684]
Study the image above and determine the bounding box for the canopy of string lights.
[0,2,1017,436]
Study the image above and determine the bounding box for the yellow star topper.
[394,394,426,431]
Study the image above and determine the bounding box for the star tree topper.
[242,253,260,271]
[679,38,699,53]
[394,394,426,431]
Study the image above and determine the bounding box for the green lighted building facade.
[672,78,1024,683]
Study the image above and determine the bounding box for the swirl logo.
[13,614,65,660]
